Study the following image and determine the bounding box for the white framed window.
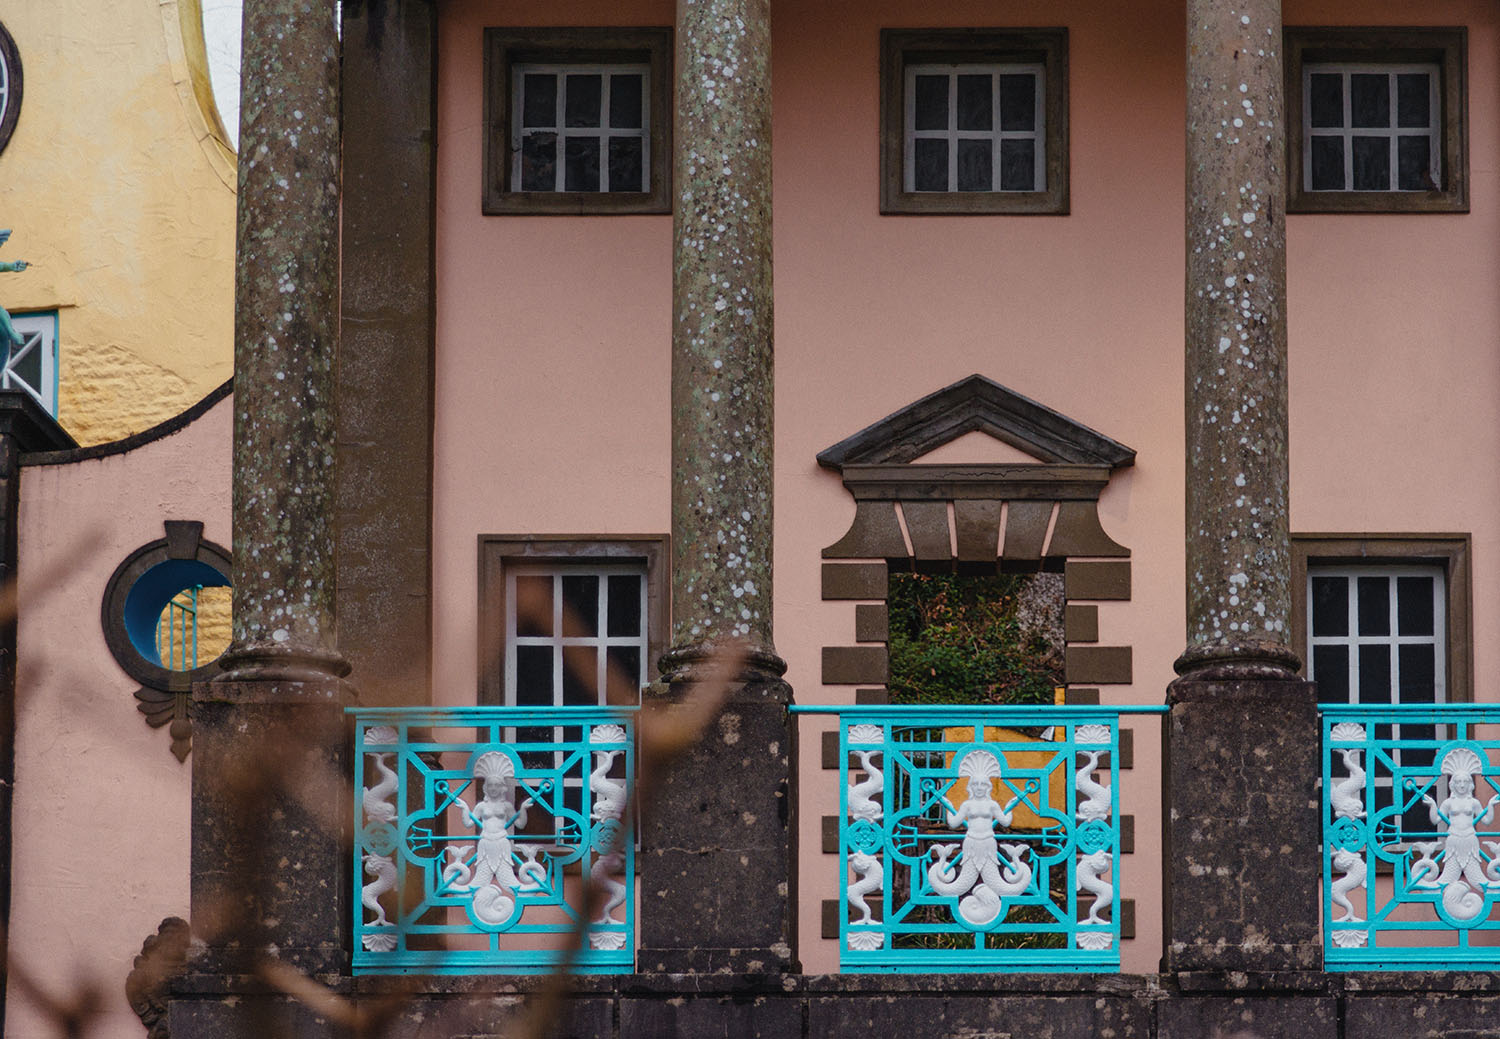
[904,63,1044,193]
[483,28,672,214]
[512,64,650,194]
[1309,565,1447,831]
[6,311,56,415]
[1307,566,1446,709]
[1303,63,1440,192]
[881,28,1068,215]
[1285,27,1466,213]
[504,563,649,709]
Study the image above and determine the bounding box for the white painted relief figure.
[927,749,1032,927]
[359,727,402,949]
[847,749,884,823]
[1416,747,1500,921]
[1329,847,1367,925]
[588,725,629,949]
[1077,849,1113,926]
[1328,723,1368,821]
[461,751,540,926]
[1074,750,1112,824]
[847,850,883,927]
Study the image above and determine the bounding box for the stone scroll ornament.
[1073,724,1115,950]
[587,723,629,950]
[844,723,886,951]
[1413,745,1500,923]
[927,748,1032,927]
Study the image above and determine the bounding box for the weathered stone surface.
[169,991,346,1039]
[1344,994,1500,1037]
[218,0,345,680]
[189,679,352,978]
[809,994,1151,1039]
[1179,0,1298,677]
[1163,678,1321,973]
[638,689,796,973]
[336,0,436,707]
[623,995,799,1038]
[1158,995,1338,1039]
[667,0,776,662]
[379,994,614,1039]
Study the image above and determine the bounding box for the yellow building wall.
[0,0,235,446]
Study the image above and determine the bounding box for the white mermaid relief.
[460,751,541,926]
[588,725,630,950]
[927,750,1032,927]
[1416,747,1500,922]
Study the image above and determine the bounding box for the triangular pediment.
[816,374,1135,471]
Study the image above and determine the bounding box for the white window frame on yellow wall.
[5,312,57,416]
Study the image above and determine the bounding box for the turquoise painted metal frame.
[350,707,636,974]
[794,705,1164,973]
[1321,703,1500,969]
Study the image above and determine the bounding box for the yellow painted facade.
[0,0,234,446]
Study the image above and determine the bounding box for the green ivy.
[887,572,1064,706]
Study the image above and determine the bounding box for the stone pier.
[637,0,797,977]
[1163,0,1324,1020]
[173,0,351,1032]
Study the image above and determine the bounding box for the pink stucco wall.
[434,0,1500,976]
[5,399,231,1038]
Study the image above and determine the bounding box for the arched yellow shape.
[160,0,237,190]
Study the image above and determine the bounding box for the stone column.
[1163,0,1322,983]
[638,0,797,975]
[175,0,351,1032]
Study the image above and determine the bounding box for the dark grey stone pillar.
[175,0,351,1033]
[638,0,797,974]
[337,0,437,708]
[1166,0,1322,977]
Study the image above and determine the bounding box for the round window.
[102,522,231,760]
[0,21,22,156]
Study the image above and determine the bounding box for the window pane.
[1311,576,1348,636]
[999,138,1035,191]
[9,340,39,398]
[1350,73,1390,128]
[522,73,557,127]
[515,574,553,636]
[956,139,992,191]
[1313,644,1350,702]
[1398,644,1437,703]
[562,645,598,705]
[914,75,948,131]
[1397,135,1432,190]
[610,73,643,129]
[1352,136,1390,190]
[956,74,992,131]
[1357,577,1390,635]
[519,132,557,191]
[999,74,1036,131]
[1309,72,1343,128]
[607,646,643,703]
[913,138,948,191]
[1309,135,1344,190]
[564,73,602,128]
[1396,576,1435,635]
[515,645,554,705]
[608,136,644,191]
[1396,73,1431,128]
[1359,644,1393,704]
[564,136,601,191]
[607,575,643,636]
[561,574,599,637]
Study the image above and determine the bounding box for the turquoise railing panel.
[350,707,635,974]
[1322,703,1500,969]
[794,704,1162,973]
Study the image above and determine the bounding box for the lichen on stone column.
[1179,0,1299,678]
[217,0,347,681]
[665,0,782,684]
